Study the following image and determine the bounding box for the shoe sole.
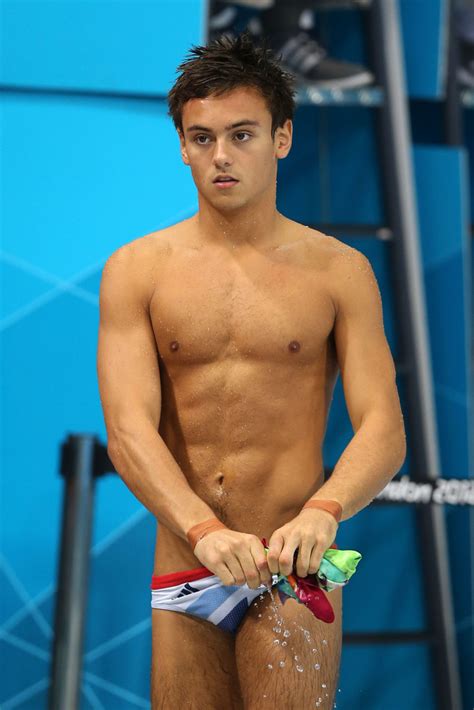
[285,68,375,90]
[314,0,373,8]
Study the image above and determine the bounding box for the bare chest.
[149,246,336,368]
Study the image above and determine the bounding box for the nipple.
[169,340,180,352]
[288,340,301,353]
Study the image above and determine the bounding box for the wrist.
[186,517,228,550]
[300,498,342,524]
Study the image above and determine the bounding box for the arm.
[96,242,216,541]
[308,247,407,520]
[267,247,406,579]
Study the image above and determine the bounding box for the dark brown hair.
[168,32,296,137]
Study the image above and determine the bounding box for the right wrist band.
[186,517,227,551]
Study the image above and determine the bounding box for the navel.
[288,340,301,353]
[169,340,180,352]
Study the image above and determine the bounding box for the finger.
[308,544,325,576]
[295,537,314,578]
[278,534,300,577]
[236,546,261,590]
[266,532,285,574]
[250,538,272,586]
[215,562,240,587]
[222,556,247,586]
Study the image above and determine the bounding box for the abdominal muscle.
[152,424,327,576]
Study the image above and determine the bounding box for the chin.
[209,195,248,212]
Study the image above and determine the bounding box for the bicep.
[97,247,161,442]
[332,249,400,431]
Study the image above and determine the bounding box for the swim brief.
[149,542,347,633]
[150,565,276,633]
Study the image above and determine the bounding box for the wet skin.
[98,85,405,707]
[148,217,341,574]
[144,219,346,709]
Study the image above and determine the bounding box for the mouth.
[213,175,239,189]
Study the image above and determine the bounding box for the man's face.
[179,86,292,212]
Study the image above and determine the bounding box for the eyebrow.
[185,120,261,134]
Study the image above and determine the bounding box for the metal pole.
[48,434,97,710]
[370,2,463,707]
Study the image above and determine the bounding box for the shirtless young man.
[97,34,406,710]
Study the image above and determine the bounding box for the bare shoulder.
[294,224,362,264]
[287,223,380,314]
[104,219,187,266]
[301,225,375,278]
[101,218,192,298]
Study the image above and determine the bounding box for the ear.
[178,130,190,165]
[274,119,293,159]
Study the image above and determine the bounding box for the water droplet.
[294,655,299,661]
[314,663,321,670]
[296,664,304,672]
[267,664,273,670]
[322,683,327,688]
[282,641,287,647]
[279,660,286,667]
[322,639,328,645]
[312,648,318,653]
[258,614,262,618]
[273,639,280,645]
[267,615,273,620]
[283,630,291,638]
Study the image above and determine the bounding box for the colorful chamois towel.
[262,538,362,624]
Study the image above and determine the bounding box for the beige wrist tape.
[186,517,227,551]
[301,499,342,523]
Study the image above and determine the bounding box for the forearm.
[107,419,216,541]
[310,415,406,521]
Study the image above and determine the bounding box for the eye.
[234,131,251,142]
[194,134,211,145]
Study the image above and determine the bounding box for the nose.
[212,138,233,170]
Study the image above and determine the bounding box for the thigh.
[151,607,244,710]
[235,586,343,709]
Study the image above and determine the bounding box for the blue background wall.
[1,1,472,708]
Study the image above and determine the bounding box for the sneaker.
[458,39,474,88]
[274,31,374,89]
[313,0,372,8]
[209,1,259,42]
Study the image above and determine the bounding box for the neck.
[195,190,282,250]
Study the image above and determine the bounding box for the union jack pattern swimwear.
[150,541,361,632]
[151,566,273,633]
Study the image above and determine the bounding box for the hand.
[193,529,272,590]
[266,509,338,578]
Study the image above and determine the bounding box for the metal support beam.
[48,435,110,710]
[370,2,463,708]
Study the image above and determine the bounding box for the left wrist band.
[300,498,342,523]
